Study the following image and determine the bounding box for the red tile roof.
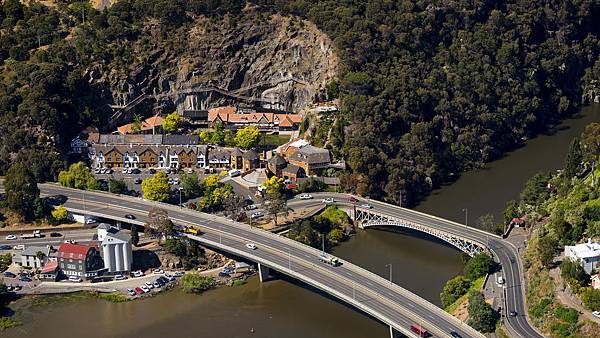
[57,243,96,260]
[41,260,58,273]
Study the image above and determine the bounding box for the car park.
[132,270,144,277]
[251,211,264,219]
[114,275,127,281]
[245,243,257,250]
[3,272,16,278]
[140,285,150,293]
[322,197,335,204]
[134,287,145,295]
[145,281,155,289]
[5,235,16,240]
[360,203,373,209]
[125,214,136,220]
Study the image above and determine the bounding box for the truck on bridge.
[182,225,201,235]
[318,254,341,266]
[20,230,42,239]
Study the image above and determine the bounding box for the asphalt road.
[36,184,483,338]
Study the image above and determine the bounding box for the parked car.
[593,311,600,318]
[149,168,156,174]
[114,275,127,281]
[360,203,373,209]
[125,214,136,220]
[173,271,184,277]
[299,194,313,200]
[49,232,62,237]
[14,285,22,291]
[322,197,335,204]
[246,204,257,210]
[153,281,161,289]
[5,235,16,240]
[152,268,164,274]
[134,178,142,184]
[134,287,145,295]
[132,270,144,278]
[140,285,150,293]
[144,281,155,289]
[187,168,193,174]
[13,244,25,250]
[64,240,76,244]
[127,288,136,296]
[3,272,16,278]
[0,245,12,250]
[86,218,97,224]
[67,276,82,283]
[105,168,113,174]
[245,243,257,250]
[251,211,264,219]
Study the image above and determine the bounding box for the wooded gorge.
[0,0,599,206]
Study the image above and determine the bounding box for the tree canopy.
[4,162,41,221]
[234,126,260,150]
[58,162,99,190]
[141,172,171,202]
[162,111,181,132]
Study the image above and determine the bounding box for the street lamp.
[385,263,393,285]
[462,208,468,227]
[178,187,184,208]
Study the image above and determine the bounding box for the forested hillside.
[1,0,599,207]
[261,0,600,205]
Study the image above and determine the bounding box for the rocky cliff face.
[93,8,338,118]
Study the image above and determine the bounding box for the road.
[34,184,483,338]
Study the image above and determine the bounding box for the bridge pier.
[258,263,270,283]
[389,325,398,338]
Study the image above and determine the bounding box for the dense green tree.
[581,288,600,311]
[234,126,260,150]
[520,172,551,207]
[141,172,170,202]
[559,258,588,286]
[440,275,471,308]
[467,291,497,332]
[464,253,495,280]
[179,172,201,198]
[162,111,181,132]
[180,274,213,294]
[58,162,99,190]
[564,138,583,179]
[108,177,127,194]
[130,225,139,247]
[146,207,174,244]
[4,163,40,221]
[263,191,289,226]
[503,200,519,225]
[537,235,558,268]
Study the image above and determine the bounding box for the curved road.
[2,183,544,338]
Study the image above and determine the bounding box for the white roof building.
[564,240,600,274]
[101,229,133,274]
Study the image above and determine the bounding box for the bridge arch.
[355,209,486,256]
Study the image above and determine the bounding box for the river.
[4,104,599,338]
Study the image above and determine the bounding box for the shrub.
[464,253,495,280]
[180,274,214,294]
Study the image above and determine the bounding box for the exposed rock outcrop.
[94,7,338,119]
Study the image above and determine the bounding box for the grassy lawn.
[261,133,290,147]
[445,276,486,314]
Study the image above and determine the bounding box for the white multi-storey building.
[564,239,600,274]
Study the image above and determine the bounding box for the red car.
[349,196,359,203]
[134,287,145,295]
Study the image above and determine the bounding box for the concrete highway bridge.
[5,184,545,338]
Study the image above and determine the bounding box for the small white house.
[564,239,600,274]
[20,245,51,269]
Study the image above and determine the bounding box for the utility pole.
[178,187,183,208]
[322,233,326,254]
[462,208,468,227]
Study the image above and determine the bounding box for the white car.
[140,285,150,293]
[132,270,144,278]
[245,243,257,250]
[246,204,257,210]
[360,203,373,209]
[145,281,155,289]
[85,219,97,224]
[114,275,127,281]
[251,211,264,219]
[152,268,164,274]
[593,311,600,318]
[68,276,82,283]
[299,194,313,200]
[322,198,335,204]
[5,235,16,240]
[13,244,25,250]
[153,281,161,288]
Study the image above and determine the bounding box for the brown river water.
[4,104,599,338]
